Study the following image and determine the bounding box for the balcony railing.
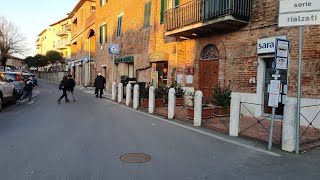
[164,0,252,31]
[56,29,68,36]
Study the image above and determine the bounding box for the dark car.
[0,72,24,98]
[22,73,37,85]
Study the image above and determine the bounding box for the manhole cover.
[120,153,151,163]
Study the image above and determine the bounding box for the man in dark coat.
[94,73,106,98]
[66,75,76,101]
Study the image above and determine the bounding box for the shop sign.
[151,71,158,79]
[257,36,287,54]
[149,51,169,63]
[114,57,121,63]
[122,56,134,63]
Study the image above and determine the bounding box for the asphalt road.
[0,80,320,180]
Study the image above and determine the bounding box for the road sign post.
[278,0,320,154]
[108,44,120,84]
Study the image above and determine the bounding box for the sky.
[0,0,79,57]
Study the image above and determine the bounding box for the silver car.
[0,72,24,98]
[0,73,15,111]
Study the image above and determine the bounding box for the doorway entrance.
[263,58,288,115]
[151,62,168,87]
[199,44,219,102]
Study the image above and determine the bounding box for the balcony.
[164,0,252,38]
[36,42,41,46]
[56,43,68,50]
[56,29,68,36]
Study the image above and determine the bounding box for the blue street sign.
[83,57,89,63]
[108,44,120,54]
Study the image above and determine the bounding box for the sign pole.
[112,54,115,84]
[268,70,280,151]
[295,26,304,154]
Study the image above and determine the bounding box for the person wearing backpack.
[18,76,35,104]
[66,75,76,102]
[57,76,69,104]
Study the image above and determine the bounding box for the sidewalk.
[78,86,320,153]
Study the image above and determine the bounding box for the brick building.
[68,0,97,87]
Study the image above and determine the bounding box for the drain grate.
[120,153,151,163]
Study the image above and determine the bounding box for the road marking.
[104,99,281,157]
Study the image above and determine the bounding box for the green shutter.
[104,24,107,42]
[100,26,103,44]
[160,0,167,24]
[117,16,123,37]
[174,0,180,7]
[144,1,152,28]
[100,0,103,6]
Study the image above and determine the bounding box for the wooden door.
[200,60,219,102]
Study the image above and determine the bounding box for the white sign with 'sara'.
[257,36,287,54]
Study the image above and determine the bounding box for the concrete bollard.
[112,82,117,101]
[133,84,140,109]
[118,83,123,103]
[168,88,176,119]
[229,93,241,136]
[148,86,155,114]
[126,83,132,106]
[282,97,297,152]
[194,91,203,126]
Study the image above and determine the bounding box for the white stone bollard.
[118,83,123,103]
[168,88,176,119]
[148,86,155,114]
[126,83,132,106]
[282,98,297,152]
[133,84,140,109]
[229,93,241,136]
[112,82,117,101]
[194,91,203,126]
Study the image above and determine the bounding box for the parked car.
[0,72,24,98]
[0,73,16,111]
[22,73,37,85]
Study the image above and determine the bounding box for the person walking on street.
[57,76,69,104]
[18,76,35,104]
[94,73,106,98]
[67,75,76,102]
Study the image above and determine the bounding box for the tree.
[24,54,49,71]
[0,17,28,70]
[46,50,64,64]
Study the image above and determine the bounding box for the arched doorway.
[199,44,219,102]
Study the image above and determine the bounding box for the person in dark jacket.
[57,76,69,104]
[18,76,35,104]
[66,75,76,101]
[94,73,106,98]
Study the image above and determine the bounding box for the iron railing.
[164,0,252,31]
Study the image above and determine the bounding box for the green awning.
[122,56,134,63]
[114,57,122,63]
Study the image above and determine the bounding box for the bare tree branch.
[0,16,29,69]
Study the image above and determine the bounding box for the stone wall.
[38,72,68,84]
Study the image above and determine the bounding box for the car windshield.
[5,73,22,81]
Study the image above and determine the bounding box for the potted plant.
[212,82,231,116]
[186,92,214,119]
[165,81,185,106]
[139,85,150,107]
[154,86,166,107]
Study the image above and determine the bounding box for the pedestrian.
[66,75,76,102]
[57,76,69,104]
[18,76,35,104]
[94,73,106,98]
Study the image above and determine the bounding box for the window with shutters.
[143,1,152,28]
[116,15,123,37]
[100,24,107,44]
[160,0,179,24]
[100,0,108,7]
